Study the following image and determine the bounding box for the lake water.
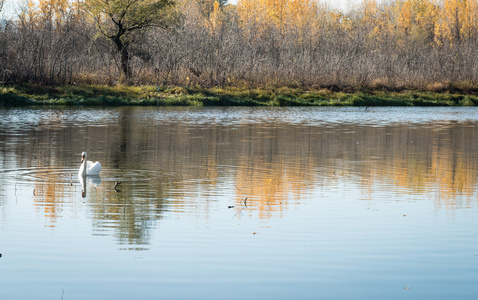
[1,106,478,300]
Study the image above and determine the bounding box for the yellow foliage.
[434,0,478,44]
[20,0,39,25]
[458,0,478,40]
[20,0,80,28]
[207,0,222,33]
[394,0,437,42]
[236,0,337,38]
[360,0,378,26]
[19,0,478,46]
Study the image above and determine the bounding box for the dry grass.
[426,82,451,93]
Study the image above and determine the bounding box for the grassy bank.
[1,84,477,106]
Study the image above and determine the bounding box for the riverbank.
[1,83,477,106]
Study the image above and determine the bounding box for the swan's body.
[78,152,101,176]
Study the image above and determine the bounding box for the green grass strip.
[1,84,477,107]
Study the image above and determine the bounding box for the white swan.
[78,152,102,176]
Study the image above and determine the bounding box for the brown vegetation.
[1,0,478,91]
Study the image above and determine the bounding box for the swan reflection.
[79,175,101,198]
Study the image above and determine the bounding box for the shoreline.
[1,84,477,107]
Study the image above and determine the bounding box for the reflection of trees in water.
[33,177,67,227]
[84,170,182,246]
[350,124,478,207]
[1,109,478,244]
[112,108,132,169]
[89,188,160,247]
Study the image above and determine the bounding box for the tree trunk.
[112,35,132,79]
[120,46,131,78]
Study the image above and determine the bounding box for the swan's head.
[81,152,87,162]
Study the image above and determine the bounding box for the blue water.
[0,107,478,299]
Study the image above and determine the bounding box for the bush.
[459,97,475,106]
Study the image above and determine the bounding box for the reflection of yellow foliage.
[353,126,478,209]
[234,153,317,219]
[33,172,65,227]
[15,114,478,239]
[235,157,288,219]
[233,124,478,214]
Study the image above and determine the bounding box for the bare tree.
[85,0,179,80]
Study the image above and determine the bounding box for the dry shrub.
[426,82,451,93]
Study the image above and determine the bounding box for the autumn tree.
[434,0,478,44]
[393,0,437,43]
[85,0,179,79]
[197,0,226,19]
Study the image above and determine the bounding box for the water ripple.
[0,167,76,184]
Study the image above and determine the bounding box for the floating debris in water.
[403,284,411,290]
[253,232,258,235]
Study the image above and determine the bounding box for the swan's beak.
[81,156,84,162]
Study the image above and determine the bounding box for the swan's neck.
[81,159,87,176]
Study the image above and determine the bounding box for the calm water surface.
[0,107,478,299]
